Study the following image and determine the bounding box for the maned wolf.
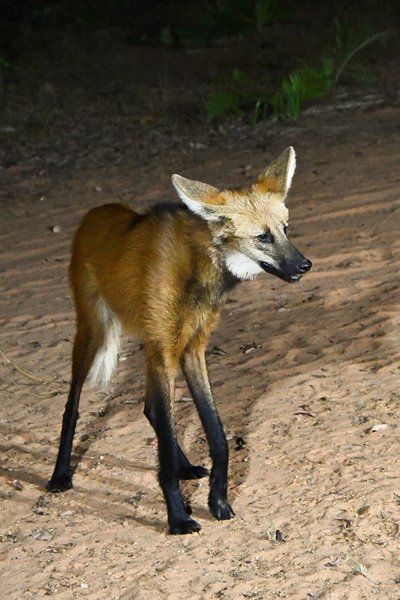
[47,146,312,534]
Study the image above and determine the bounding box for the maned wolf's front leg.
[145,357,202,534]
[181,348,235,521]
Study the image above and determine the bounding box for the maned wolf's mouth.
[259,259,312,284]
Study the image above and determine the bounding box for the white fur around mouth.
[225,251,278,280]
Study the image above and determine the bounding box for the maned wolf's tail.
[87,299,122,387]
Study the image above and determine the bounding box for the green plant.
[200,14,388,124]
[251,99,264,125]
[205,69,244,121]
[269,60,334,120]
[204,67,265,121]
[205,90,241,121]
[255,0,287,30]
[332,18,389,85]
[269,18,388,121]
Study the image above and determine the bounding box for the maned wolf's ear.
[171,174,223,221]
[256,146,296,196]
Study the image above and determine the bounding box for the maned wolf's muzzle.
[260,249,312,284]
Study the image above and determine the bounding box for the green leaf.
[205,90,241,121]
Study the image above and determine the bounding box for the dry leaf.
[208,346,228,356]
[369,423,389,433]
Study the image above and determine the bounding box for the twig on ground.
[0,349,49,384]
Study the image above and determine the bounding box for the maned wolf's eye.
[257,232,274,244]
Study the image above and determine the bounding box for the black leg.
[181,351,234,521]
[144,398,208,481]
[145,361,202,534]
[47,327,99,493]
[46,377,83,492]
[176,447,209,481]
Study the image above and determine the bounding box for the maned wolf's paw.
[169,517,202,535]
[179,464,209,480]
[209,496,235,521]
[46,474,73,493]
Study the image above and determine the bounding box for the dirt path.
[1,103,400,599]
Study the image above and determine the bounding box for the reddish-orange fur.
[253,177,281,194]
[71,203,224,373]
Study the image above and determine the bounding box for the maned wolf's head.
[172,147,312,284]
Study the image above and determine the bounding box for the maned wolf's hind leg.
[144,370,208,481]
[181,346,235,521]
[145,398,208,480]
[46,316,104,493]
[176,446,209,480]
[145,353,202,534]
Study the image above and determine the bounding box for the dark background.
[0,0,399,177]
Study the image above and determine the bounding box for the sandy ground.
[1,102,400,599]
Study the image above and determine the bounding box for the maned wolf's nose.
[297,259,312,274]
